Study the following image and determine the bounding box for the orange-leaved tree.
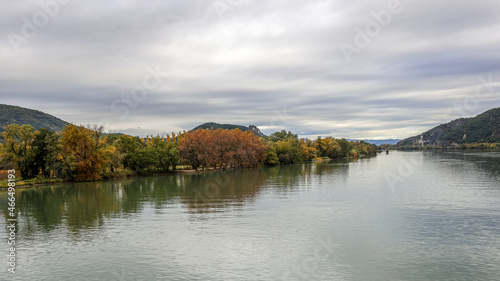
[179,129,266,170]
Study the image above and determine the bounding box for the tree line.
[262,130,377,165]
[0,124,377,181]
[397,142,500,150]
[179,128,266,170]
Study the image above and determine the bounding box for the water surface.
[1,151,500,280]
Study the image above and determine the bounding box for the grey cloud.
[1,0,499,139]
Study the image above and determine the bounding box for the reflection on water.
[1,152,500,281]
[1,161,353,234]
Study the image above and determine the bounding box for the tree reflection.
[178,168,268,214]
[0,162,353,236]
[315,159,350,176]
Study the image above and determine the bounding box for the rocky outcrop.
[248,124,266,137]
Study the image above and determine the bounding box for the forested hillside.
[192,122,266,137]
[398,107,500,147]
[0,104,69,134]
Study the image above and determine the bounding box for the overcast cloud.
[1,0,499,139]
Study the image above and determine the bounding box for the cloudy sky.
[1,0,499,139]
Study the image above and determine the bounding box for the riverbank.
[0,166,239,191]
[0,155,375,191]
[0,177,65,190]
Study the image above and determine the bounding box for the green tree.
[275,138,303,164]
[337,138,351,158]
[151,136,179,172]
[269,130,298,142]
[264,142,280,165]
[127,147,159,174]
[117,135,144,170]
[121,135,179,174]
[32,128,62,178]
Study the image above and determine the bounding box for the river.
[1,151,500,280]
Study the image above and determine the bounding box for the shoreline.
[0,156,375,192]
[0,167,249,191]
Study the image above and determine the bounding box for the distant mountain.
[192,122,266,137]
[398,107,500,147]
[0,104,69,133]
[362,139,400,146]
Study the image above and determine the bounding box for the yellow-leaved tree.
[61,124,107,181]
[0,124,36,178]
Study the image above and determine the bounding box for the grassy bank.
[0,166,196,190]
[0,177,65,189]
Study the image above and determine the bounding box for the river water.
[1,151,500,280]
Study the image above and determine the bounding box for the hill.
[192,122,266,137]
[0,104,69,133]
[398,107,500,147]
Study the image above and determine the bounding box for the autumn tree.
[101,133,125,173]
[300,138,317,161]
[179,129,266,170]
[0,124,37,178]
[61,124,108,181]
[315,137,342,158]
[178,129,212,170]
[232,130,266,168]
